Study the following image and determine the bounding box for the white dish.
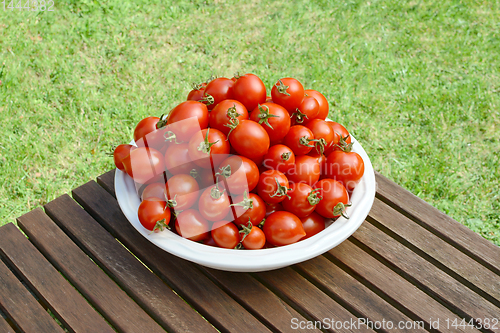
[115,133,375,272]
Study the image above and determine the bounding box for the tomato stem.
[199,93,215,106]
[307,188,322,206]
[258,218,265,228]
[257,104,280,129]
[291,108,308,124]
[163,131,179,144]
[333,134,353,152]
[150,218,170,234]
[299,136,320,148]
[275,79,290,96]
[238,220,253,242]
[226,104,242,119]
[197,128,219,155]
[156,114,168,129]
[281,151,291,161]
[230,191,253,210]
[333,202,351,219]
[269,177,292,199]
[210,186,225,200]
[224,117,240,138]
[165,194,178,208]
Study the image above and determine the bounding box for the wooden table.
[0,170,499,333]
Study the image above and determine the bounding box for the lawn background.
[0,0,499,245]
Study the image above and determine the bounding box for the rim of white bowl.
[115,133,375,272]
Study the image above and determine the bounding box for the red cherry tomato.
[239,222,266,249]
[305,119,334,156]
[265,202,284,217]
[175,209,209,241]
[324,121,352,155]
[300,211,326,239]
[113,144,135,171]
[232,192,266,226]
[218,155,259,194]
[202,77,234,110]
[228,119,270,159]
[211,221,240,249]
[257,169,290,204]
[282,182,321,217]
[325,150,365,190]
[141,182,166,201]
[262,144,295,173]
[249,103,291,143]
[271,78,304,113]
[137,198,171,232]
[263,211,306,246]
[232,73,267,111]
[165,174,199,211]
[188,128,230,169]
[166,101,209,142]
[286,155,320,186]
[313,178,349,219]
[283,125,316,156]
[198,185,231,222]
[122,147,165,184]
[164,143,197,175]
[209,99,248,136]
[134,116,168,150]
[292,96,319,125]
[305,89,329,120]
[187,82,206,101]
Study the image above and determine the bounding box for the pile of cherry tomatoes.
[113,73,365,250]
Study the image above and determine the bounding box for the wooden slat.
[368,197,500,306]
[71,181,271,333]
[201,267,322,333]
[375,171,500,275]
[97,169,116,195]
[351,221,500,326]
[294,255,426,333]
[43,195,216,333]
[0,257,65,333]
[255,267,374,333]
[327,239,478,333]
[0,315,14,333]
[0,223,114,333]
[17,208,168,333]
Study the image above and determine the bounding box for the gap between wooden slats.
[72,180,272,333]
[0,222,115,333]
[366,197,500,308]
[375,171,500,276]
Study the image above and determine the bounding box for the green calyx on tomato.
[274,79,290,96]
[292,108,308,124]
[281,151,291,161]
[307,188,322,206]
[224,117,240,137]
[238,220,253,242]
[256,104,280,129]
[210,186,225,200]
[216,164,232,181]
[156,114,168,129]
[333,202,351,219]
[314,138,327,156]
[270,177,292,199]
[197,128,220,155]
[299,135,319,148]
[226,104,242,119]
[190,169,198,179]
[334,134,354,152]
[165,194,178,208]
[150,218,170,234]
[163,130,179,144]
[230,191,253,210]
[199,93,215,106]
[258,218,265,228]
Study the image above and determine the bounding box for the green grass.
[0,0,499,245]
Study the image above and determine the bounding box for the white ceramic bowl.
[115,134,375,272]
